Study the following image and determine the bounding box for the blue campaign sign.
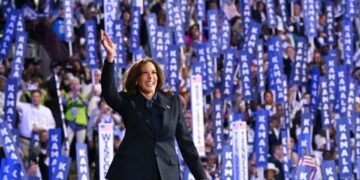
[205,43,215,93]
[48,128,63,179]
[0,158,14,179]
[173,2,185,47]
[132,48,145,62]
[268,50,284,104]
[0,10,19,61]
[195,44,208,94]
[180,0,188,25]
[195,0,205,21]
[0,123,27,178]
[63,0,74,42]
[52,156,71,180]
[167,45,179,94]
[130,6,141,51]
[10,32,28,80]
[290,37,306,86]
[355,113,360,161]
[155,27,166,63]
[336,118,352,178]
[165,0,175,29]
[319,77,331,129]
[113,20,126,68]
[213,98,224,154]
[347,79,356,126]
[335,66,349,117]
[342,18,354,65]
[310,68,320,117]
[221,16,230,54]
[239,51,253,101]
[241,0,251,35]
[325,1,335,45]
[278,0,287,27]
[16,12,25,35]
[1,0,13,17]
[265,0,277,28]
[207,10,219,57]
[256,40,265,92]
[76,143,90,180]
[244,21,262,56]
[146,13,158,58]
[85,20,99,70]
[222,49,236,100]
[221,145,233,179]
[303,0,317,37]
[345,0,356,18]
[281,129,290,180]
[321,160,339,180]
[324,50,337,106]
[254,110,269,167]
[4,78,18,128]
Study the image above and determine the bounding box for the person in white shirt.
[17,89,56,164]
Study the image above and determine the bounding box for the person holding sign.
[100,30,208,180]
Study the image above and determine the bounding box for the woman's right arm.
[100,30,125,116]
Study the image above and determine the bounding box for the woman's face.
[137,62,158,96]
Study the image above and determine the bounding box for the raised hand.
[100,29,115,62]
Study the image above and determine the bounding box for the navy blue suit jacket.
[101,61,207,180]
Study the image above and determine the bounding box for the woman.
[100,30,207,180]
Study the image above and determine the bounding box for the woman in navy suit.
[100,30,208,180]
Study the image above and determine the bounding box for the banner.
[325,1,335,45]
[243,21,262,56]
[281,129,290,180]
[98,123,114,180]
[303,0,317,37]
[146,13,158,58]
[342,18,353,65]
[256,40,265,92]
[205,43,215,93]
[231,120,247,180]
[163,28,172,60]
[155,27,166,63]
[335,66,349,117]
[347,79,356,127]
[183,166,195,180]
[268,50,284,104]
[321,160,339,180]
[195,0,205,21]
[355,113,360,161]
[221,16,230,53]
[30,132,40,159]
[265,0,277,28]
[76,143,90,180]
[345,0,356,18]
[222,49,236,100]
[180,0,188,26]
[320,77,331,129]
[254,110,269,167]
[132,48,145,62]
[63,0,74,42]
[173,3,185,47]
[48,128,62,179]
[1,0,13,17]
[16,12,25,35]
[282,76,291,127]
[336,118,352,178]
[0,123,26,178]
[113,20,126,68]
[213,98,224,154]
[310,68,320,119]
[3,78,18,128]
[52,156,71,180]
[207,10,219,57]
[298,112,312,156]
[167,45,179,94]
[9,32,27,80]
[241,1,251,35]
[85,20,99,70]
[291,37,306,85]
[239,51,253,101]
[294,155,317,179]
[165,0,175,29]
[278,0,288,27]
[190,75,205,156]
[103,0,117,38]
[195,44,208,94]
[324,50,337,106]
[221,145,233,179]
[130,6,141,51]
[0,158,14,179]
[0,10,18,61]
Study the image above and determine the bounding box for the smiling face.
[137,62,158,98]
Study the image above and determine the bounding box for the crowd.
[0,0,360,179]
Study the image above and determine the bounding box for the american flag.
[295,155,317,180]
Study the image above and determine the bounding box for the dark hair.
[31,89,42,96]
[124,57,165,96]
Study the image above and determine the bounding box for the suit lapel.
[158,93,171,134]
